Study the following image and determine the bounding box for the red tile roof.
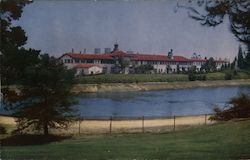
[110,51,128,57]
[74,64,100,69]
[64,53,113,60]
[60,52,227,63]
[172,56,191,62]
[130,54,170,61]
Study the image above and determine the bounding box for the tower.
[112,42,119,53]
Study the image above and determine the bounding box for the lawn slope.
[1,120,250,160]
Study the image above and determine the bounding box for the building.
[59,43,229,75]
[75,64,103,76]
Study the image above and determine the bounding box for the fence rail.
[52,114,213,134]
[0,114,213,134]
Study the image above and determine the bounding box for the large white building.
[59,43,229,75]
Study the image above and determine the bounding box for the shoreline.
[72,79,250,94]
[0,114,213,134]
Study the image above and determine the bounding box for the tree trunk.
[43,122,49,136]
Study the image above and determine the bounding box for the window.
[87,59,93,63]
[65,59,72,63]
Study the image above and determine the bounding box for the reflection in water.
[76,86,250,118]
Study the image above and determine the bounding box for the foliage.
[78,74,189,84]
[0,124,7,134]
[210,94,250,121]
[177,0,250,46]
[78,71,250,84]
[134,64,154,74]
[237,45,245,69]
[188,72,196,81]
[0,0,40,85]
[118,57,130,69]
[177,0,250,70]
[201,57,217,72]
[225,72,233,80]
[188,72,206,81]
[3,54,77,135]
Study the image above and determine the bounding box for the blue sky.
[15,0,240,60]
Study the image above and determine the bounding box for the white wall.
[60,55,76,69]
[153,64,167,73]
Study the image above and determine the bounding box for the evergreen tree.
[0,0,40,85]
[201,57,216,72]
[178,0,250,71]
[244,49,250,69]
[237,45,244,69]
[177,0,250,47]
[3,54,77,135]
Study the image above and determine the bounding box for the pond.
[76,86,250,118]
[1,86,250,119]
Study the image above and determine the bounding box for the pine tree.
[3,54,77,135]
[237,45,244,69]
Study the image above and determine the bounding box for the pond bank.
[0,114,213,134]
[72,79,250,93]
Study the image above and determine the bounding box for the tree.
[0,0,40,85]
[177,0,250,46]
[3,54,77,135]
[135,64,154,74]
[177,0,250,68]
[237,45,244,69]
[201,57,216,72]
[244,49,250,69]
[118,57,130,73]
[210,94,250,121]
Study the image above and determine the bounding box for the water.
[76,86,250,118]
[1,86,250,118]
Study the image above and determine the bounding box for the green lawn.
[2,120,250,160]
[77,73,189,84]
[77,71,250,84]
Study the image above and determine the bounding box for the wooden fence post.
[173,116,176,132]
[110,117,112,134]
[78,118,81,135]
[142,116,144,133]
[205,114,207,125]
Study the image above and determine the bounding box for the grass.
[77,71,250,84]
[77,73,189,84]
[1,120,250,160]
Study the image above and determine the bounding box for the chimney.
[105,48,111,53]
[71,48,74,53]
[84,48,86,53]
[94,48,101,54]
[80,51,82,54]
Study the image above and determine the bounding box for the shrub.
[202,75,207,81]
[225,72,233,80]
[210,94,250,121]
[0,125,7,134]
[196,74,207,81]
[188,72,196,81]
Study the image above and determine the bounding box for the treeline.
[1,1,77,136]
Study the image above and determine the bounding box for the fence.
[51,114,213,134]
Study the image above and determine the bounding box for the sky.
[15,0,241,60]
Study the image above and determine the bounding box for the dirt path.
[72,79,250,93]
[0,115,214,134]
